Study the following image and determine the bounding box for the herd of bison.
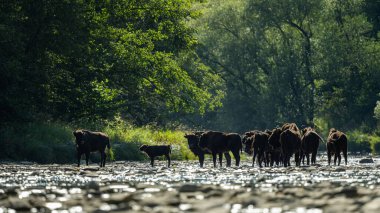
[73,123,348,168]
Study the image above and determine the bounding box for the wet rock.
[359,158,374,164]
[363,197,380,212]
[86,181,100,191]
[1,197,32,211]
[140,191,179,207]
[178,184,201,193]
[334,167,346,172]
[104,193,133,204]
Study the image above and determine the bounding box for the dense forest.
[1,0,380,162]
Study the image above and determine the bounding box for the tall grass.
[0,119,196,164]
[103,118,196,161]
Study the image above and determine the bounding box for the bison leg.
[270,152,274,167]
[334,153,338,166]
[306,153,310,165]
[343,150,348,165]
[311,151,317,165]
[233,151,240,167]
[150,157,155,167]
[252,149,257,167]
[212,153,217,168]
[224,152,231,167]
[337,152,342,166]
[101,151,106,167]
[198,153,205,168]
[218,153,223,167]
[258,150,263,168]
[77,152,82,167]
[283,154,290,167]
[327,152,332,165]
[165,154,171,167]
[85,153,90,166]
[294,152,299,166]
[104,152,107,167]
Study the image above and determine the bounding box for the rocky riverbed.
[1,156,380,212]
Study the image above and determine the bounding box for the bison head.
[244,136,254,155]
[242,131,256,145]
[268,128,281,149]
[184,134,199,151]
[139,145,148,152]
[73,130,86,146]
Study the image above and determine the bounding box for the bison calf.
[140,145,171,167]
[73,129,110,167]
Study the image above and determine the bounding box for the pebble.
[0,157,380,212]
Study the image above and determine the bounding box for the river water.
[0,156,380,212]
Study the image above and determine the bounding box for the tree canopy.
[1,0,380,132]
[0,0,224,125]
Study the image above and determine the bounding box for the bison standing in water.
[327,128,348,166]
[301,127,324,165]
[184,132,231,167]
[73,130,110,167]
[268,128,283,166]
[244,131,270,167]
[280,129,301,167]
[199,131,242,168]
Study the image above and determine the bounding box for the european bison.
[301,127,324,165]
[199,131,242,167]
[327,128,348,166]
[184,132,231,167]
[281,123,300,133]
[73,130,110,167]
[280,129,301,167]
[139,145,171,167]
[244,131,270,167]
[268,128,283,166]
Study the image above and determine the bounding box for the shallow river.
[1,156,380,212]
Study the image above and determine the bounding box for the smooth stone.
[359,158,374,164]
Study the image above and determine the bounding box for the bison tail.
[169,145,172,154]
[316,133,325,143]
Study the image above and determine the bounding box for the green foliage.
[189,0,380,132]
[0,0,223,126]
[0,120,195,163]
[346,130,380,154]
[103,117,196,161]
[0,122,75,163]
[374,100,380,120]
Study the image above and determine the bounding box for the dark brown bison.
[139,145,171,167]
[281,123,300,132]
[73,130,110,167]
[280,129,301,167]
[301,127,324,165]
[268,128,283,166]
[199,131,242,167]
[327,128,348,166]
[242,130,260,144]
[184,132,231,167]
[244,131,270,167]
